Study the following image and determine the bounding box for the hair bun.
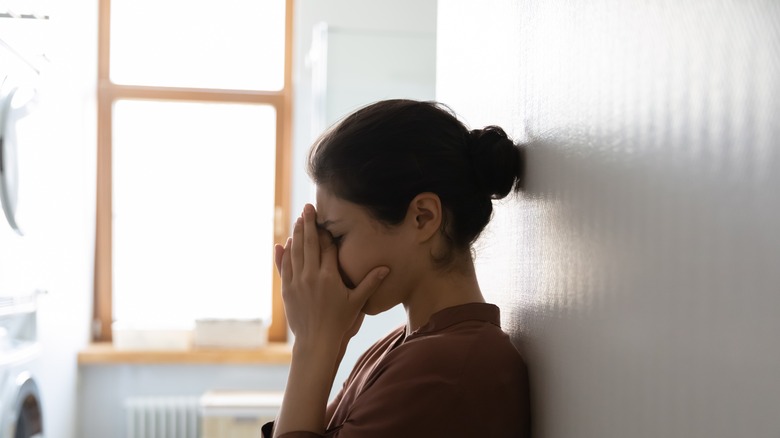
[466,126,524,199]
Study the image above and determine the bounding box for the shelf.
[77,342,292,365]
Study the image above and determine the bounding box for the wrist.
[292,333,343,359]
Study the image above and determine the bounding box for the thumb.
[350,266,390,305]
[273,243,284,276]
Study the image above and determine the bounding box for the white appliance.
[0,296,42,438]
[0,9,48,438]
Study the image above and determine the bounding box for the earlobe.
[409,193,442,241]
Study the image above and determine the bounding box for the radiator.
[124,397,200,438]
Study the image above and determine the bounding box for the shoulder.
[363,319,530,435]
[385,319,526,382]
[411,318,523,359]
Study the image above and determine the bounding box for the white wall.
[437,1,780,437]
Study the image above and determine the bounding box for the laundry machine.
[0,296,42,438]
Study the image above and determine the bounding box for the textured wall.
[437,1,780,437]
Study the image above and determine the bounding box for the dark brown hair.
[307,99,524,261]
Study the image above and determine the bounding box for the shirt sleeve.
[259,362,463,438]
[329,370,463,437]
[260,388,348,438]
[260,384,458,438]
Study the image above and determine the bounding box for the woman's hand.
[271,205,386,437]
[274,204,389,346]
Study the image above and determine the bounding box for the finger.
[302,204,320,269]
[320,241,355,288]
[274,243,284,275]
[351,266,390,306]
[320,230,339,273]
[281,237,293,284]
[317,227,333,251]
[291,215,304,275]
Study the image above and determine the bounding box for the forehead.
[314,186,351,221]
[314,186,335,213]
[315,186,380,229]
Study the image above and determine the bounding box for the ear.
[406,192,442,243]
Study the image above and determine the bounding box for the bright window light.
[112,100,277,326]
[110,0,286,90]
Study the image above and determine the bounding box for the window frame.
[93,0,293,343]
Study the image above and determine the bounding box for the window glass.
[112,99,276,326]
[110,0,286,90]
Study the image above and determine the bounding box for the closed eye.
[316,222,344,247]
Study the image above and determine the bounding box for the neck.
[403,257,485,334]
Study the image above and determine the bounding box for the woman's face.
[315,186,420,315]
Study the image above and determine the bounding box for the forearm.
[273,337,342,437]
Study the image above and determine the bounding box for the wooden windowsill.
[78,342,292,365]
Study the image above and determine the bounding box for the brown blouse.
[263,303,530,437]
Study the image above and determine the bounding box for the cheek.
[336,242,382,288]
[336,246,361,289]
[362,274,402,315]
[337,261,356,289]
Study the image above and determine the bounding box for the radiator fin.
[124,397,199,438]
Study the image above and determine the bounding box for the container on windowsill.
[112,321,193,351]
[194,318,267,349]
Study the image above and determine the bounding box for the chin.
[361,295,396,316]
[361,300,383,316]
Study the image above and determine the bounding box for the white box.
[194,318,268,349]
[112,322,193,350]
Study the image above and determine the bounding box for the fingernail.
[377,268,390,280]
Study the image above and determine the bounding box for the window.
[94,0,293,343]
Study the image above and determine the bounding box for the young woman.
[265,100,530,437]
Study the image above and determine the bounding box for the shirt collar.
[408,302,501,338]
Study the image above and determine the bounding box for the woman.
[265,100,530,437]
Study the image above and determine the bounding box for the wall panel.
[437,1,780,436]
